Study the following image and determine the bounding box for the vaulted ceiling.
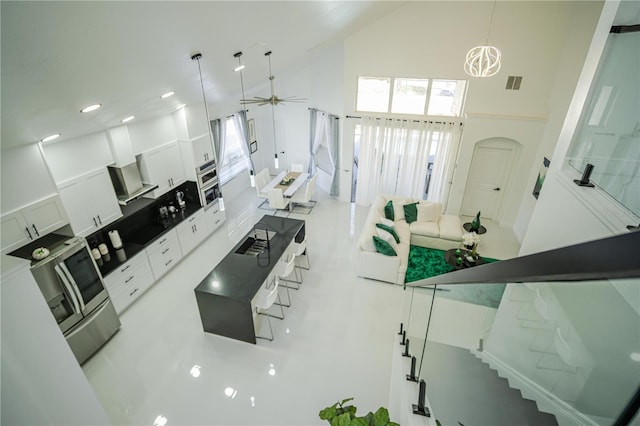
[1,1,406,149]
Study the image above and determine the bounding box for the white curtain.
[231,110,255,174]
[355,116,460,206]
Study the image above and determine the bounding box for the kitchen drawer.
[146,229,182,280]
[103,254,154,314]
[205,204,225,234]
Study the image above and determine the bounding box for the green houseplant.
[319,398,399,426]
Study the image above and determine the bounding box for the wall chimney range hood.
[107,163,157,205]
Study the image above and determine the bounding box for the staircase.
[421,341,558,425]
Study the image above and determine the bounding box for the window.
[218,117,250,185]
[356,76,467,117]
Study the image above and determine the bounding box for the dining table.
[261,170,309,198]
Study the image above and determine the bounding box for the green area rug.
[405,245,505,309]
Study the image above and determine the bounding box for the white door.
[461,146,514,219]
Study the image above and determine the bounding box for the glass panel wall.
[565,28,640,217]
[399,279,640,425]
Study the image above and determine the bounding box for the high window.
[218,116,251,185]
[356,76,467,117]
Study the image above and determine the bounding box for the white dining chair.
[255,168,271,209]
[290,174,317,214]
[254,277,285,342]
[289,236,310,284]
[268,188,290,212]
[291,163,305,173]
[273,253,297,307]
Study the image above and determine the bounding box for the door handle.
[25,227,33,240]
[32,224,40,237]
[93,217,98,226]
[97,215,102,225]
[493,187,501,191]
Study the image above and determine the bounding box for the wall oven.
[196,159,217,188]
[199,181,220,210]
[30,237,120,364]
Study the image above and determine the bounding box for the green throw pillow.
[384,200,394,221]
[376,223,400,243]
[403,202,419,224]
[373,236,397,256]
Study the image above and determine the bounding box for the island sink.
[234,229,277,256]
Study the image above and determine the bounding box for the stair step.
[422,341,558,426]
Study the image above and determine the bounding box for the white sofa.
[356,194,463,285]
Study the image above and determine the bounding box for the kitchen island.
[194,215,305,343]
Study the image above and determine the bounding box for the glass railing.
[399,278,640,425]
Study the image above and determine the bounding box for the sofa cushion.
[403,202,419,223]
[360,233,377,252]
[380,217,394,227]
[439,215,463,241]
[410,221,440,238]
[384,200,394,221]
[393,200,406,222]
[373,236,397,256]
[376,223,400,243]
[417,202,442,222]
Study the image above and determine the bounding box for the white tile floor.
[82,187,520,426]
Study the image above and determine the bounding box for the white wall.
[1,257,111,425]
[1,144,58,213]
[41,131,114,183]
[128,114,177,154]
[342,1,603,224]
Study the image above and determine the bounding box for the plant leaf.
[436,421,442,426]
[331,412,352,426]
[340,397,354,405]
[319,406,337,421]
[350,417,370,426]
[373,407,390,426]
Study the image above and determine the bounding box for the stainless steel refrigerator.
[30,237,120,364]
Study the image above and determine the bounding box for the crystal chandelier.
[464,1,501,78]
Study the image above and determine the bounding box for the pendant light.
[192,52,225,211]
[464,1,501,78]
[233,51,256,187]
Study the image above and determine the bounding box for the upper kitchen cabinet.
[57,168,122,237]
[174,105,215,181]
[1,144,58,214]
[1,194,69,254]
[137,142,186,198]
[178,134,215,181]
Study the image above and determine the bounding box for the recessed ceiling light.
[175,104,186,110]
[41,133,61,143]
[80,104,102,113]
[161,91,175,99]
[121,115,135,123]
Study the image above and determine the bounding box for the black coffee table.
[445,248,484,270]
[463,222,487,234]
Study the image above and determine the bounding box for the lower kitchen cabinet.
[103,252,154,314]
[205,203,226,234]
[146,228,182,280]
[177,209,207,255]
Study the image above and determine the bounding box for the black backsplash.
[86,180,200,250]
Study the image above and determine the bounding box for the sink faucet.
[253,222,271,250]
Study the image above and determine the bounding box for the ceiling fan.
[240,51,306,106]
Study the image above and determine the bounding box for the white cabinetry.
[137,142,185,198]
[145,229,182,280]
[57,168,122,237]
[103,253,154,314]
[177,209,208,255]
[1,194,69,253]
[205,202,226,234]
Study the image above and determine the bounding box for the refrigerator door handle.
[54,264,81,314]
[59,262,86,312]
[64,299,111,339]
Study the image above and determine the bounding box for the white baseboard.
[472,349,600,426]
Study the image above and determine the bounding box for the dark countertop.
[195,215,305,303]
[95,202,202,278]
